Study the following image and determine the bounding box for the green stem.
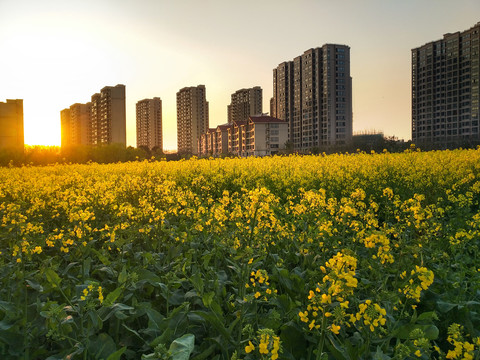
[236,263,247,355]
[317,313,327,360]
[23,261,28,360]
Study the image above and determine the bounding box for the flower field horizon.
[0,149,479,359]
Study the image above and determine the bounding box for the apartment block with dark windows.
[273,44,352,151]
[61,84,125,148]
[412,22,480,147]
[176,85,209,156]
[136,98,162,151]
[98,85,126,146]
[60,103,91,148]
[227,87,263,124]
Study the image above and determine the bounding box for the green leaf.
[150,328,173,348]
[26,279,43,292]
[394,324,439,340]
[424,325,439,340]
[436,300,457,313]
[45,268,62,288]
[325,333,348,360]
[88,333,116,359]
[192,311,233,345]
[118,265,128,284]
[92,249,110,265]
[202,292,215,308]
[87,310,103,330]
[146,308,165,330]
[169,334,195,360]
[190,272,204,294]
[0,320,15,330]
[106,347,126,360]
[191,344,216,360]
[416,311,438,322]
[373,346,391,359]
[103,287,123,307]
[83,257,91,278]
[103,303,134,321]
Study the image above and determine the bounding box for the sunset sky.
[1,0,479,150]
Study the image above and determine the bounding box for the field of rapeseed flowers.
[0,148,479,360]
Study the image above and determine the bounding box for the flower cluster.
[350,300,387,332]
[299,252,357,334]
[361,233,394,264]
[245,269,276,301]
[245,329,281,360]
[399,266,434,302]
[445,324,479,360]
[80,284,104,304]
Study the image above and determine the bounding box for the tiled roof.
[249,115,286,123]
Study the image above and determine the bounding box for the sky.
[1,0,479,150]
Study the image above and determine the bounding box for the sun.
[24,110,61,147]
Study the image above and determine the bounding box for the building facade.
[412,22,480,146]
[227,87,263,124]
[60,108,72,148]
[136,98,162,151]
[61,84,126,148]
[177,85,209,155]
[273,44,352,151]
[244,115,289,157]
[96,84,126,145]
[199,116,287,157]
[0,99,24,150]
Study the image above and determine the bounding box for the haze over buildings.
[1,1,480,149]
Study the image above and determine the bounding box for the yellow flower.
[259,334,269,354]
[331,324,340,334]
[245,341,255,353]
[98,286,104,304]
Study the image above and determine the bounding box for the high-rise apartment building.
[60,103,91,147]
[0,99,24,149]
[60,108,72,148]
[227,87,262,124]
[136,98,163,151]
[177,85,209,155]
[61,84,126,148]
[412,22,480,146]
[94,84,126,146]
[89,93,101,145]
[273,44,352,151]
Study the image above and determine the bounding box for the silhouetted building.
[227,87,262,124]
[273,44,353,151]
[136,98,162,151]
[93,84,126,146]
[89,93,101,145]
[61,85,125,147]
[177,85,209,155]
[61,103,91,147]
[60,108,72,148]
[0,99,24,150]
[412,22,480,146]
